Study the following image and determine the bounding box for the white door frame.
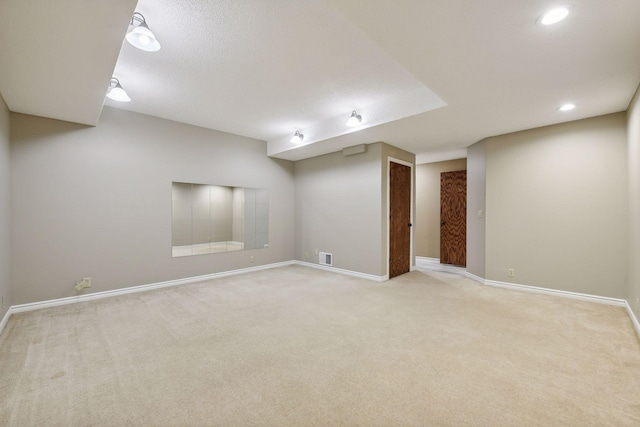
[386,157,415,279]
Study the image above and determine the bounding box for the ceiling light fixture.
[106,78,131,102]
[290,130,304,144]
[346,110,362,127]
[538,7,569,26]
[559,103,576,111]
[126,12,161,52]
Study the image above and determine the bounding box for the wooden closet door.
[440,170,466,266]
[389,162,412,278]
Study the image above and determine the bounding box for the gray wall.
[6,103,634,308]
[415,158,467,259]
[0,96,10,319]
[10,107,295,305]
[484,113,628,298]
[466,141,486,278]
[294,143,383,276]
[628,85,640,317]
[294,142,415,278]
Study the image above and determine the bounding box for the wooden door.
[440,170,466,266]
[389,162,412,278]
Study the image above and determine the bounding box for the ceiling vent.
[319,252,332,266]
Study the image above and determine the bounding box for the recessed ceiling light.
[539,7,570,26]
[559,103,576,111]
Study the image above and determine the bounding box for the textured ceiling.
[0,0,136,125]
[109,0,446,157]
[324,0,640,159]
[1,0,639,162]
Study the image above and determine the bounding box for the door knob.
[441,221,446,225]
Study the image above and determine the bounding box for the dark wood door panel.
[389,162,411,278]
[440,170,466,266]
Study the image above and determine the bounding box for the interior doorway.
[440,170,467,266]
[389,160,413,278]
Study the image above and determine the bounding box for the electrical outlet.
[249,256,254,263]
[1,296,5,310]
[75,277,91,292]
[314,249,318,255]
[507,268,515,277]
[304,252,308,259]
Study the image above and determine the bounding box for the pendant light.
[346,110,362,127]
[290,130,304,144]
[106,78,131,102]
[126,12,161,52]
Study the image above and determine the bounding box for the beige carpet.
[1,265,639,426]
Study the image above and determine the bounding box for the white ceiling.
[1,0,639,162]
[0,0,136,125]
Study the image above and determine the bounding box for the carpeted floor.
[1,265,639,426]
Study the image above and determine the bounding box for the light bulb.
[290,130,304,144]
[126,22,161,52]
[539,7,569,25]
[106,79,131,102]
[346,110,362,127]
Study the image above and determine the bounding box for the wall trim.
[0,307,12,337]
[294,260,388,282]
[482,278,626,307]
[416,256,467,276]
[3,261,638,340]
[464,272,485,284]
[624,301,640,339]
[469,273,639,338]
[10,261,296,315]
[1,260,385,334]
[453,264,638,337]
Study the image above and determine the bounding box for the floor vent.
[319,252,332,266]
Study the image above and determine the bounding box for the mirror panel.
[171,182,269,257]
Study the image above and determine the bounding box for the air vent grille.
[319,252,332,266]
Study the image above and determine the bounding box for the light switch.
[477,210,484,218]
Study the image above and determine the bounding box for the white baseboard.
[462,274,640,339]
[294,261,388,282]
[3,260,639,341]
[0,307,12,337]
[624,301,640,339]
[10,261,296,315]
[422,260,624,307]
[2,260,385,329]
[464,272,485,284]
[417,257,439,264]
[416,256,467,276]
[482,278,626,307]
